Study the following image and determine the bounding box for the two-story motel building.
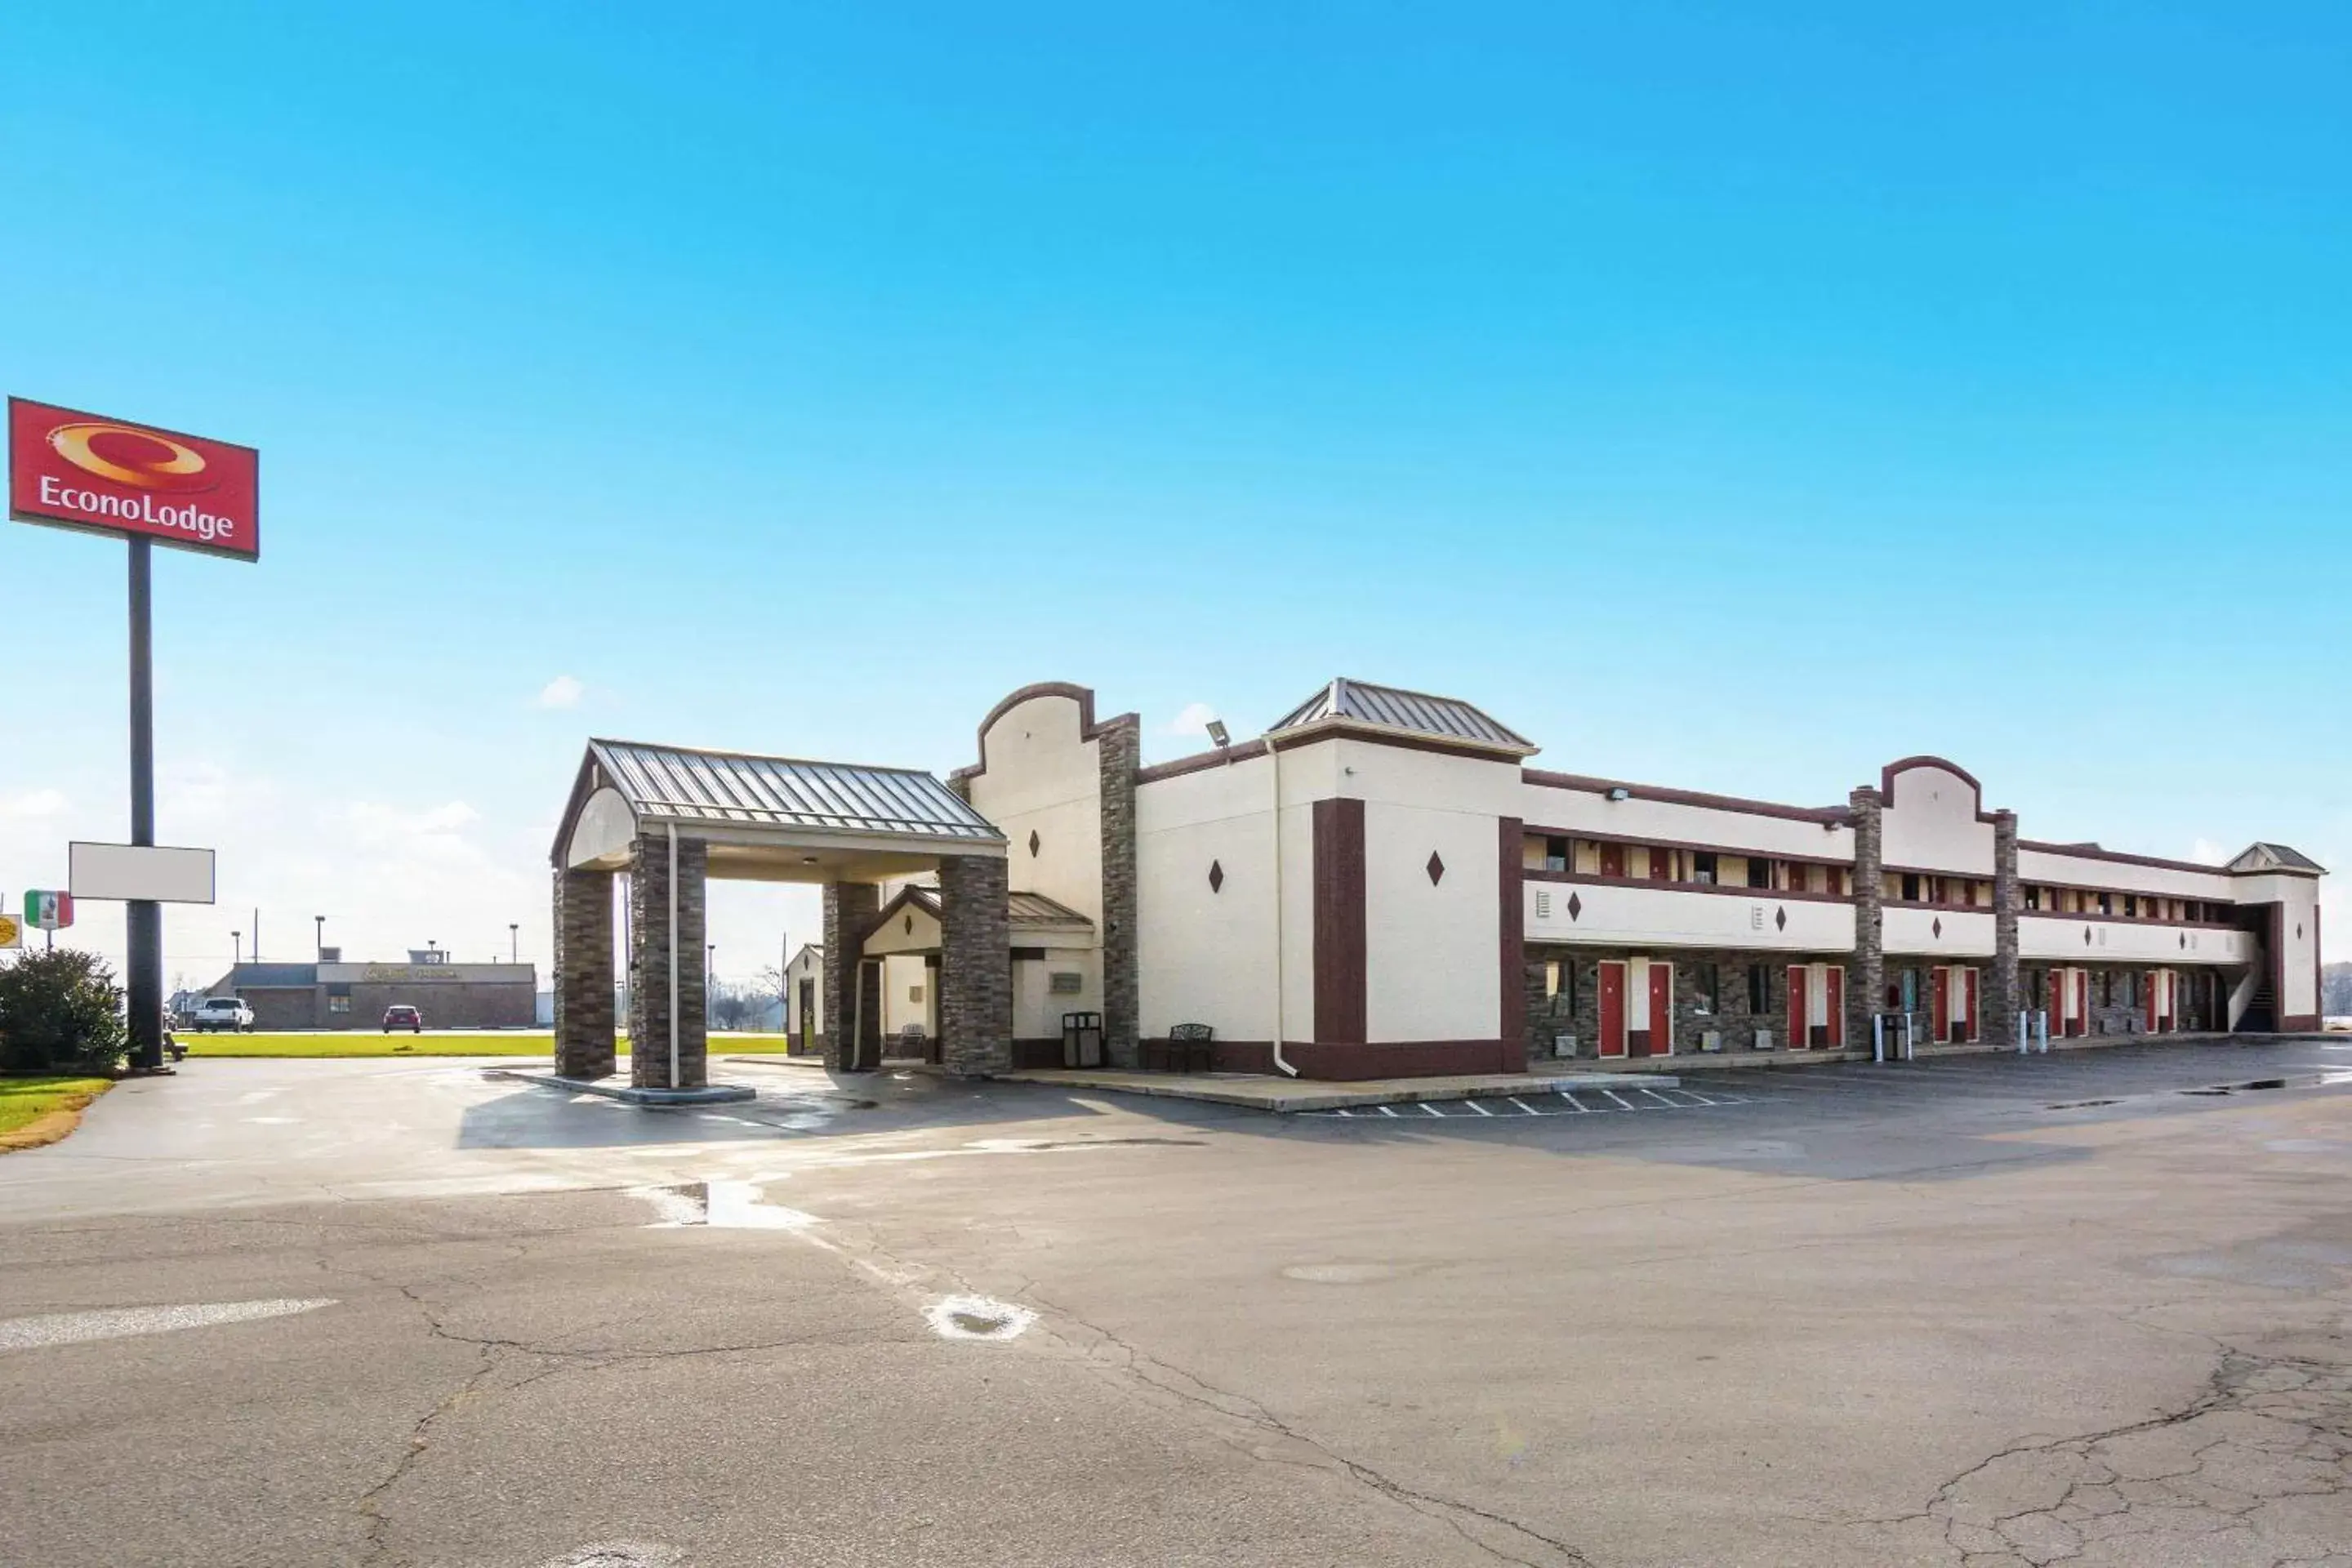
[549,679,2326,1086]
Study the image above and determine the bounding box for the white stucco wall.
[2019,916,2252,966]
[2016,849,2234,902]
[1013,945,1099,1040]
[1526,882,1855,953]
[2233,872,2323,1018]
[964,691,1106,933]
[1882,906,1997,959]
[1135,742,1323,1042]
[1521,777,1857,863]
[1879,764,1997,874]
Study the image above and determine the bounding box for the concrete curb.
[488,1068,756,1106]
[996,1068,1681,1115]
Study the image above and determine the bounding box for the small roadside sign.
[24,890,73,930]
[0,913,20,949]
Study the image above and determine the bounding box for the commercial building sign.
[8,397,259,560]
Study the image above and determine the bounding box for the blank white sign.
[68,842,216,904]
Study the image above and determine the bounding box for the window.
[2124,894,2138,918]
[1695,962,1719,1015]
[2120,971,2138,1007]
[2100,971,2114,1007]
[1825,866,1845,897]
[1544,835,1569,872]
[1692,851,1717,885]
[1749,858,1775,890]
[1900,872,1922,902]
[1747,964,1770,1013]
[1564,961,1579,1015]
[2098,892,2113,915]
[327,995,351,1015]
[1900,968,1920,1013]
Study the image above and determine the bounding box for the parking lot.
[2,1037,2347,1566]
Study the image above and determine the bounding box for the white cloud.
[2190,838,2229,866]
[537,675,585,710]
[0,787,67,819]
[1167,701,1219,737]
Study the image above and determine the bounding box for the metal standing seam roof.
[1008,891,1094,926]
[587,740,1003,843]
[2227,842,2327,875]
[1267,679,1536,755]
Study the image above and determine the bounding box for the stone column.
[627,831,708,1089]
[552,865,617,1080]
[1097,714,1143,1067]
[822,881,880,1072]
[938,853,1013,1078]
[1990,808,2021,1045]
[1849,787,1884,1050]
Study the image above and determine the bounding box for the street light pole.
[314,915,326,959]
[509,922,519,963]
[232,930,242,967]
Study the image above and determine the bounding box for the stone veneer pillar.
[1990,808,2021,1044]
[1849,787,1884,1049]
[1097,714,1142,1067]
[938,853,1013,1078]
[627,831,708,1089]
[552,865,617,1080]
[822,881,880,1072]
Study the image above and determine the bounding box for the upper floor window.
[1900,873,1922,902]
[1691,851,1717,886]
[1544,835,1569,872]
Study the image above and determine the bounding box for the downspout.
[666,821,680,1089]
[1267,737,1298,1076]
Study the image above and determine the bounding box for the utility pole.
[509,922,519,963]
[314,914,325,958]
[232,930,242,966]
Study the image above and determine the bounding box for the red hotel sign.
[9,397,259,560]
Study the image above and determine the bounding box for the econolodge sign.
[8,396,259,560]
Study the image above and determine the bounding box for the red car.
[382,1005,423,1033]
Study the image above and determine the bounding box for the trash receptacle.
[1062,1011,1104,1068]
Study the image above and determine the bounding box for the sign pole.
[126,537,165,1072]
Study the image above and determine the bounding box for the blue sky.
[2,2,2345,986]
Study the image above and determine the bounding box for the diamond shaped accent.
[904,915,915,935]
[1207,859,1223,893]
[1427,852,1446,885]
[1028,830,1040,858]
[2084,927,2094,946]
[1775,906,1788,932]
[2179,932,2187,949]
[1566,891,1583,921]
[1932,917,1943,938]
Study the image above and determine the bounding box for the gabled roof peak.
[2225,841,2326,876]
[1267,678,1536,757]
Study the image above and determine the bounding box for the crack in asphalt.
[1812,1339,2351,1566]
[1025,1287,1593,1567]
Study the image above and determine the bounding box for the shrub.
[0,949,127,1073]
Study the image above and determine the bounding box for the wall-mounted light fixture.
[1606,786,1632,803]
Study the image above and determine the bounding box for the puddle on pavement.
[923,1294,1036,1342]
[2175,1071,2352,1099]
[626,1181,818,1230]
[2047,1098,2123,1109]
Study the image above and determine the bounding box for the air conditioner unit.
[1753,1028,1775,1050]
[1552,1033,1579,1058]
[1699,1030,1722,1053]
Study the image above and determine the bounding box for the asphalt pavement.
[2,1040,2348,1566]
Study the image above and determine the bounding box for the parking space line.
[1557,1092,1592,1112]
[1465,1099,1494,1116]
[1420,1102,1446,1117]
[1507,1098,1540,1115]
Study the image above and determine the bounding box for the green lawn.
[181,1031,800,1058]
[0,1076,113,1139]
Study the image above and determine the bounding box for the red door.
[2145,972,2159,1033]
[1824,966,1844,1048]
[1648,962,1674,1056]
[1598,962,1627,1057]
[1787,965,1808,1050]
[1600,844,1624,879]
[1931,967,1951,1042]
[1647,848,1670,881]
[1961,967,1978,1042]
[2072,970,2088,1036]
[2047,969,2063,1032]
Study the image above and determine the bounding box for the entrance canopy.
[553,738,1006,883]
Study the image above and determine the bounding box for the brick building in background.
[198,948,537,1030]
